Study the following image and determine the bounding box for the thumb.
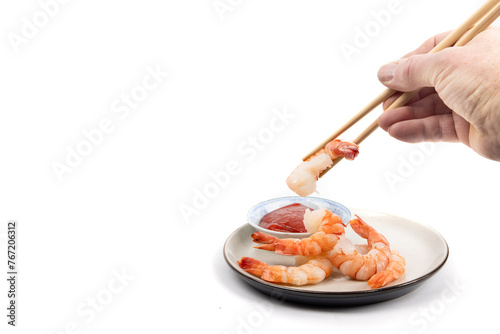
[377,53,446,92]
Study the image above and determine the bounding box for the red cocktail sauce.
[258,203,311,233]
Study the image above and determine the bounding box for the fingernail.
[378,62,397,83]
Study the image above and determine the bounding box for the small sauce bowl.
[247,196,352,239]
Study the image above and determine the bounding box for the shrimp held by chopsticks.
[286,139,359,196]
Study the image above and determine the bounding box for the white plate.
[223,209,449,305]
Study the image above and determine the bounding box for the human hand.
[377,27,500,161]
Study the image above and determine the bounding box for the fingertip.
[377,62,397,84]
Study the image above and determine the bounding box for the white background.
[1,0,499,333]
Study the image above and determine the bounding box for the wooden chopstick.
[455,1,500,46]
[302,87,396,161]
[309,0,500,178]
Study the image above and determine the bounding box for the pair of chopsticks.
[304,0,500,178]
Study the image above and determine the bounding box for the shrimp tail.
[254,244,277,251]
[238,257,267,276]
[325,139,359,160]
[367,250,406,289]
[350,215,390,247]
[367,272,396,289]
[251,231,278,244]
[349,215,371,238]
[251,232,279,251]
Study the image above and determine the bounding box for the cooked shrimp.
[286,139,359,196]
[367,250,406,289]
[238,256,334,286]
[286,153,332,197]
[252,208,345,256]
[329,215,391,281]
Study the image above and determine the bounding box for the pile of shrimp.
[238,208,405,289]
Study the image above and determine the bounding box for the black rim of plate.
[223,223,449,304]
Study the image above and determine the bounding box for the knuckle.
[400,56,418,88]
